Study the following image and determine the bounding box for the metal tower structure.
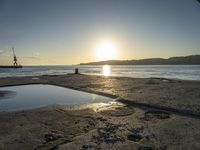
[12,47,18,66]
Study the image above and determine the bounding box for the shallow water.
[0,84,113,112]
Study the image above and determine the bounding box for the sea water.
[0,65,200,80]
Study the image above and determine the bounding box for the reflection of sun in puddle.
[102,65,111,77]
[32,77,40,80]
[65,102,125,112]
[76,102,124,112]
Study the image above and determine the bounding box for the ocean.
[0,65,200,80]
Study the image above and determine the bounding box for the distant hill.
[80,55,200,65]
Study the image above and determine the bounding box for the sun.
[95,41,118,61]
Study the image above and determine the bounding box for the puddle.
[0,84,113,112]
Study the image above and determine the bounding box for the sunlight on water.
[1,65,200,80]
[75,102,124,112]
[102,65,111,76]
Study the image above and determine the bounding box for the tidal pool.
[0,84,113,112]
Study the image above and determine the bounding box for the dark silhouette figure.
[75,68,79,74]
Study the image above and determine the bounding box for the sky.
[0,0,200,65]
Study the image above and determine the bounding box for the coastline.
[0,74,200,149]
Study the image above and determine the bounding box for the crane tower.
[12,47,18,66]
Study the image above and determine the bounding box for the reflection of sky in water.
[91,94,96,101]
[0,91,16,100]
[0,84,113,112]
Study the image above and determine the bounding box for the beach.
[0,74,200,150]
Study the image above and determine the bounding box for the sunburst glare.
[96,41,118,61]
[102,65,111,76]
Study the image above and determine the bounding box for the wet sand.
[0,74,200,150]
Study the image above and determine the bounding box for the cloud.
[0,50,5,54]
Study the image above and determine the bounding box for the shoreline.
[0,74,200,149]
[1,73,200,82]
[1,74,200,112]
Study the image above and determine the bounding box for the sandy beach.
[0,74,200,150]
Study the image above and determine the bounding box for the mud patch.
[127,127,144,142]
[138,145,167,150]
[92,122,125,145]
[142,110,170,121]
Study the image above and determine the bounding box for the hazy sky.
[0,0,200,65]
